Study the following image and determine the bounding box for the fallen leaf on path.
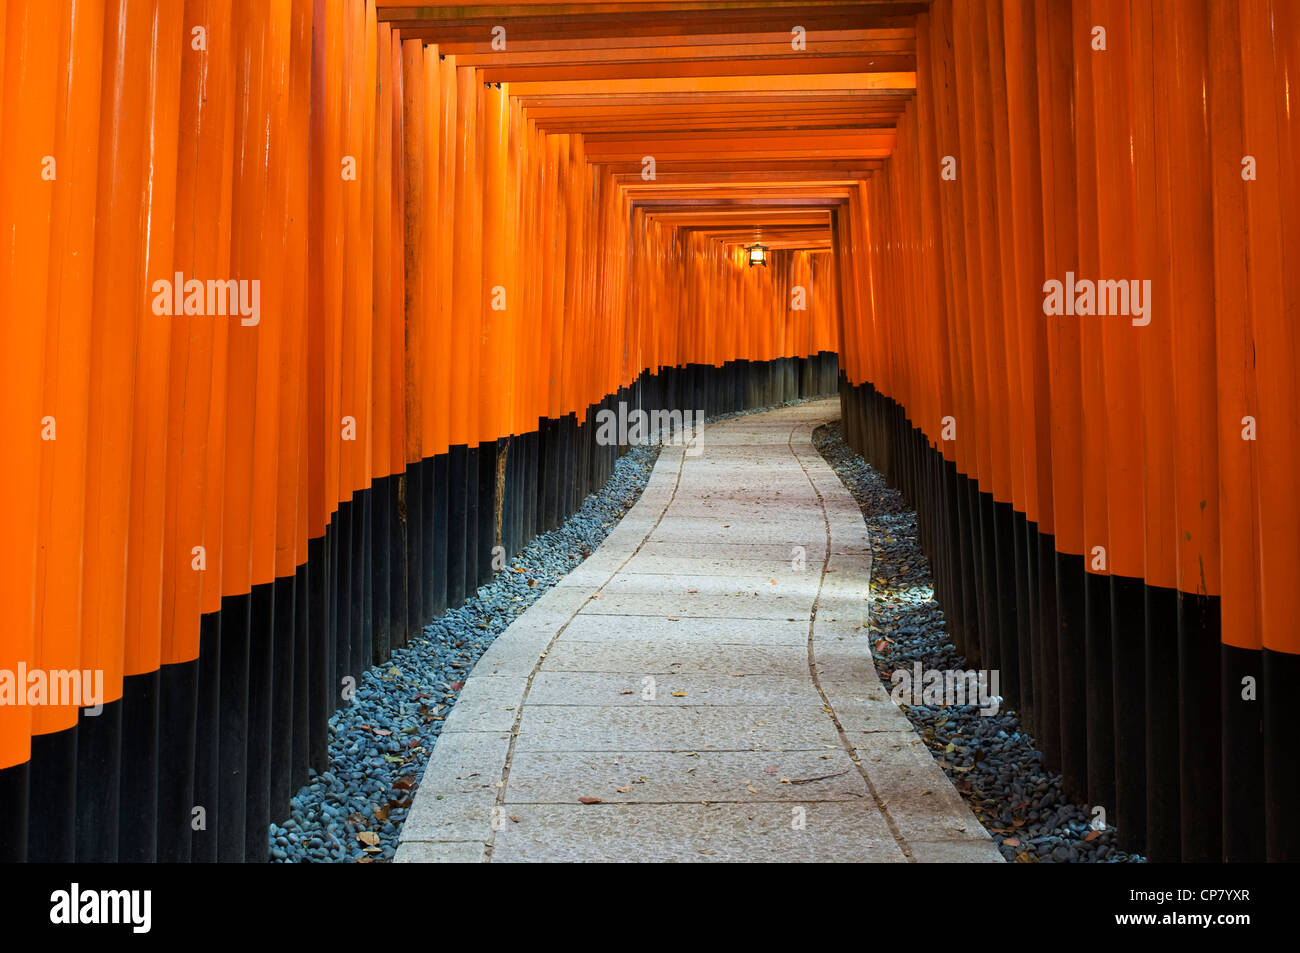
[578,796,602,804]
[787,770,849,785]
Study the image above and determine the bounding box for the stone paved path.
[395,400,1001,863]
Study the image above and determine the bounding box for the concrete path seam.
[786,416,915,862]
[485,441,693,861]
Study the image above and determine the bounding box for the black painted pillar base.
[1178,591,1221,863]
[430,454,449,617]
[27,728,76,861]
[217,591,251,863]
[1263,646,1300,861]
[245,581,276,863]
[1221,642,1264,862]
[1110,574,1146,853]
[446,445,469,609]
[1056,552,1087,803]
[75,699,121,862]
[1145,584,1181,862]
[193,611,222,861]
[0,761,30,863]
[1084,569,1115,815]
[157,657,199,863]
[1036,533,1061,772]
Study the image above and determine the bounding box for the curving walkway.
[395,400,1001,863]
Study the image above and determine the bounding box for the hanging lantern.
[745,242,769,267]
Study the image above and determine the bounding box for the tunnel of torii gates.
[0,0,1295,866]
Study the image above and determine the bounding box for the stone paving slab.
[398,400,1001,863]
[393,840,490,863]
[558,614,810,646]
[538,640,811,675]
[577,591,814,621]
[488,803,906,863]
[524,671,827,707]
[600,568,816,589]
[635,540,826,562]
[647,521,828,546]
[607,553,811,576]
[502,748,869,803]
[513,704,845,751]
